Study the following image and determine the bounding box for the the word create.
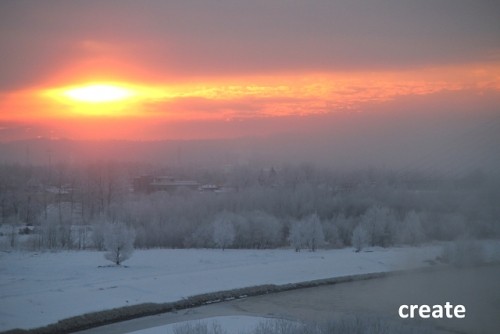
[399,302,465,319]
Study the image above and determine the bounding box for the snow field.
[0,244,456,331]
[130,316,270,334]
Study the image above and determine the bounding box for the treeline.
[1,162,499,251]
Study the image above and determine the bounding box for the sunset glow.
[26,63,500,122]
[63,84,134,103]
[39,82,169,118]
[0,1,499,141]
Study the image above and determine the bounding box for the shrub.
[440,239,485,267]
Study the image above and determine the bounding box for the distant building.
[133,175,199,193]
[132,175,155,193]
[199,184,220,192]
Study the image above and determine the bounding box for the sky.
[0,0,499,142]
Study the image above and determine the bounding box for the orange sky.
[1,62,498,140]
[1,1,499,141]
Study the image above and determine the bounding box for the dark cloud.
[1,0,499,90]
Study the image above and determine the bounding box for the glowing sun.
[41,82,149,117]
[63,84,135,103]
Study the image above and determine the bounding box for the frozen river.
[77,264,500,334]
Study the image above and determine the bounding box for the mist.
[2,97,499,177]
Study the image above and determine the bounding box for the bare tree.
[103,222,135,265]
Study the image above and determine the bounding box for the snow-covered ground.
[0,243,485,332]
[130,316,270,334]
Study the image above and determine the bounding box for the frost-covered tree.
[440,239,485,266]
[31,203,74,250]
[359,206,396,247]
[397,211,425,246]
[288,214,324,252]
[438,213,467,241]
[304,214,325,252]
[4,215,20,249]
[333,214,356,247]
[351,225,369,252]
[212,212,236,250]
[288,220,306,252]
[322,219,342,248]
[103,222,135,265]
[242,211,283,249]
[91,216,107,250]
